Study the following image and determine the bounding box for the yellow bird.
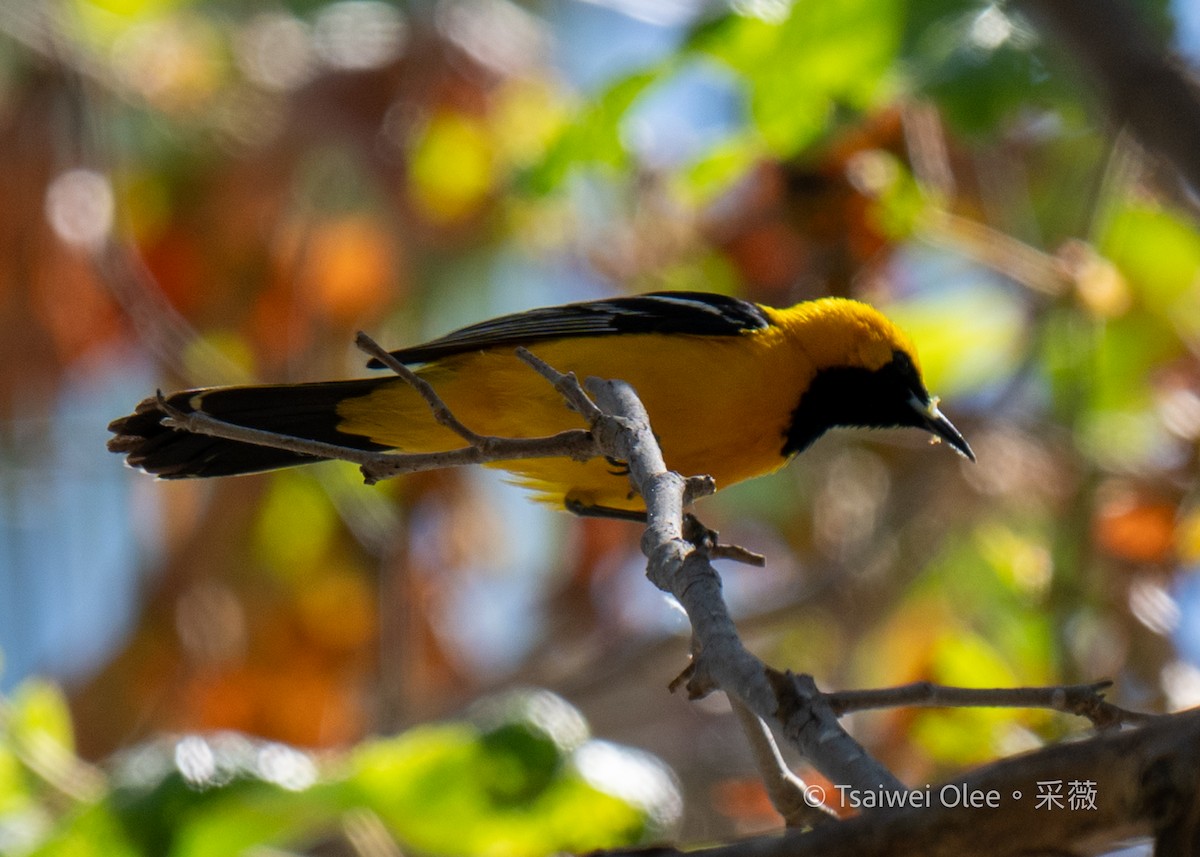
[108,291,973,512]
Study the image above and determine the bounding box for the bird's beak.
[909,394,975,462]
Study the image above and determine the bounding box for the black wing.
[370,291,772,367]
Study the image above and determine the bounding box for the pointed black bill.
[909,394,975,462]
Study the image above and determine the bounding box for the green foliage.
[1100,203,1200,321]
[348,688,676,856]
[8,680,76,757]
[523,71,660,194]
[106,735,330,857]
[1,686,672,857]
[691,0,902,156]
[253,470,340,580]
[353,727,645,855]
[904,3,1069,135]
[885,277,1026,396]
[528,0,905,195]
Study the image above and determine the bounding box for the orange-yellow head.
[767,298,974,461]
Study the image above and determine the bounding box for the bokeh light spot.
[574,740,682,833]
[236,12,315,92]
[313,1,407,71]
[44,169,114,250]
[256,742,319,791]
[174,735,217,787]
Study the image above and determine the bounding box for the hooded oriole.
[108,291,973,511]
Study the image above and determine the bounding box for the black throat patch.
[782,351,928,457]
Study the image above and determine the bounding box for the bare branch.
[583,377,904,792]
[156,392,387,467]
[681,513,766,568]
[918,210,1070,297]
[825,680,1159,730]
[153,330,1174,857]
[597,706,1200,857]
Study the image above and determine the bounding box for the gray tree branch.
[583,378,905,793]
[599,706,1200,857]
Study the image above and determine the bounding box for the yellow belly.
[335,330,810,510]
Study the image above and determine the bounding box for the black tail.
[107,380,392,478]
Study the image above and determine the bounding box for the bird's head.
[779,298,974,461]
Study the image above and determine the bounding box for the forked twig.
[515,346,604,422]
[354,331,492,448]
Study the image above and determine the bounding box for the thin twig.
[516,346,605,422]
[680,513,767,568]
[354,331,491,448]
[824,680,1158,730]
[708,543,767,567]
[0,695,106,804]
[155,392,384,466]
[683,475,717,505]
[155,330,1165,849]
[356,429,599,485]
[728,697,835,829]
[341,807,405,857]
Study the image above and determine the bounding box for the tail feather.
[107,380,392,478]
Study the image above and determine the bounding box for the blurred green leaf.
[903,540,1057,764]
[170,782,346,857]
[649,251,740,296]
[0,740,30,808]
[680,135,759,203]
[109,734,339,857]
[472,688,588,806]
[905,3,1075,136]
[900,524,1057,686]
[885,277,1025,396]
[253,471,338,580]
[523,71,660,194]
[9,680,75,757]
[866,154,926,239]
[352,721,653,856]
[692,0,903,156]
[1091,313,1179,413]
[909,614,1058,766]
[409,112,496,224]
[528,0,903,193]
[26,801,138,857]
[1099,204,1200,317]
